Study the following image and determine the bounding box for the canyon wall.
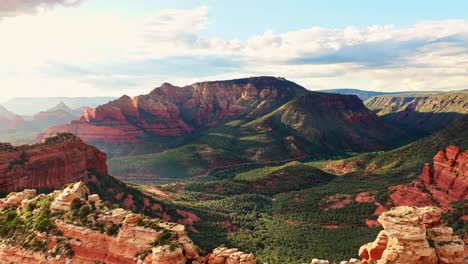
[0,133,107,193]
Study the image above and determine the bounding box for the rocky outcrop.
[37,77,305,144]
[197,247,256,264]
[359,206,465,264]
[428,145,468,201]
[0,189,36,209]
[50,182,90,212]
[0,183,256,264]
[0,184,192,264]
[0,133,108,193]
[388,145,467,209]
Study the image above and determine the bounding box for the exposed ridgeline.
[0,182,255,264]
[0,105,25,131]
[323,116,468,180]
[37,77,407,158]
[320,88,401,100]
[0,102,82,145]
[37,77,306,150]
[0,133,107,193]
[242,93,403,153]
[364,91,468,133]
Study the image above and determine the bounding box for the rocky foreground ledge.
[0,184,465,264]
[312,206,466,264]
[0,182,255,264]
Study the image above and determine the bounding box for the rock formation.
[35,77,409,159]
[0,183,256,264]
[0,189,36,209]
[389,145,467,209]
[359,206,465,264]
[364,91,468,132]
[50,182,90,212]
[196,247,256,264]
[37,77,305,144]
[424,145,468,201]
[0,133,107,193]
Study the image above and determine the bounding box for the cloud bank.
[0,0,84,18]
[0,6,467,101]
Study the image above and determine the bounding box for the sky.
[1,0,468,102]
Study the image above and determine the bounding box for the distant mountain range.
[38,77,408,158]
[2,97,116,116]
[319,88,405,100]
[364,91,468,133]
[0,98,113,144]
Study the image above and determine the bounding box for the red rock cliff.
[421,145,468,201]
[389,145,468,209]
[0,133,107,193]
[37,77,305,143]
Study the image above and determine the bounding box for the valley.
[0,77,467,264]
[2,2,467,263]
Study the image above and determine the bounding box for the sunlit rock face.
[37,77,305,144]
[0,133,108,193]
[0,183,200,264]
[388,145,467,210]
[428,145,468,201]
[0,183,257,264]
[359,206,465,264]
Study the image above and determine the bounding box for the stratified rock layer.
[359,206,465,264]
[388,145,467,209]
[364,92,468,132]
[0,183,198,264]
[38,77,305,144]
[0,133,107,193]
[0,183,256,264]
[429,146,468,201]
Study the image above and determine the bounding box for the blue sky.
[79,0,468,38]
[0,0,467,101]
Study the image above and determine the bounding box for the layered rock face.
[359,206,465,264]
[389,145,467,209]
[37,77,305,144]
[364,92,468,132]
[0,183,198,264]
[0,183,256,264]
[0,133,107,193]
[260,93,401,152]
[424,145,468,201]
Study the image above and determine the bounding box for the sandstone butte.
[0,133,108,193]
[37,77,306,143]
[390,145,468,209]
[0,182,256,264]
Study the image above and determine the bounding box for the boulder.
[50,182,89,212]
[0,189,36,209]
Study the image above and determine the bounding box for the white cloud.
[0,6,467,102]
[0,0,84,18]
